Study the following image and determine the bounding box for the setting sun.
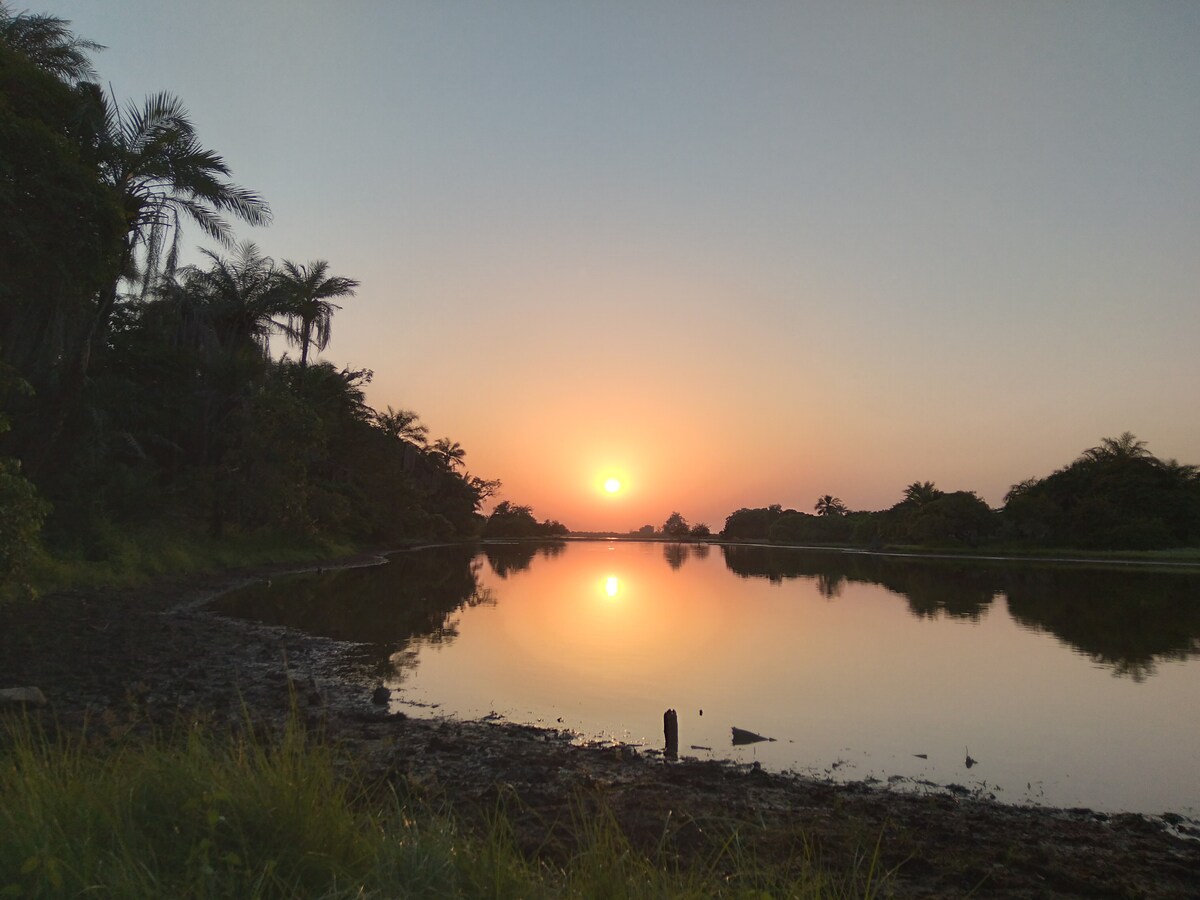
[604,477,622,494]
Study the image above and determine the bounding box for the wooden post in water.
[664,708,679,759]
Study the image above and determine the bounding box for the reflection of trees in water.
[1003,569,1200,682]
[692,543,711,560]
[663,542,691,570]
[484,543,536,578]
[720,544,1200,677]
[483,541,566,578]
[213,543,1200,684]
[816,572,845,599]
[878,566,997,621]
[210,546,485,675]
[721,546,994,619]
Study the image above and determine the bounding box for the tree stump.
[664,708,678,759]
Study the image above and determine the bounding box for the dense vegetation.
[481,501,568,539]
[720,432,1200,551]
[0,7,524,597]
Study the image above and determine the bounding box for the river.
[212,540,1200,816]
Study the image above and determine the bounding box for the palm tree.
[375,406,428,447]
[902,481,942,507]
[182,241,281,356]
[1081,432,1150,463]
[274,260,359,367]
[76,92,271,378]
[0,4,102,83]
[814,494,848,516]
[431,437,466,469]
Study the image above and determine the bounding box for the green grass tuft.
[1,717,884,898]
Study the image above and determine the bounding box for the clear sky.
[47,1,1200,531]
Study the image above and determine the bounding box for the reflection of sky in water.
[388,542,1200,817]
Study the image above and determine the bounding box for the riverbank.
[2,553,1198,897]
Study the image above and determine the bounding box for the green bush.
[770,512,852,544]
[0,456,48,599]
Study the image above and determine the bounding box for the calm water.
[212,541,1200,816]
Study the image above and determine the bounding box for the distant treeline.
[720,433,1200,551]
[0,8,555,594]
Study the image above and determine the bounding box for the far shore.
[515,532,1200,568]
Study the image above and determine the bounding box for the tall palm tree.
[0,3,102,83]
[814,494,848,517]
[77,92,271,377]
[431,437,466,470]
[275,260,359,367]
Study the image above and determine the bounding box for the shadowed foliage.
[0,3,102,83]
[0,11,511,566]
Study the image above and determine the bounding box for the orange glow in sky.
[60,3,1200,534]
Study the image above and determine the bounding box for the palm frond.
[0,7,104,82]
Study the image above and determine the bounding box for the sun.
[604,477,622,494]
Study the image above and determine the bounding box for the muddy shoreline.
[3,554,1198,897]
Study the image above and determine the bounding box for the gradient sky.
[47,1,1200,531]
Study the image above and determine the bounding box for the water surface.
[213,541,1200,816]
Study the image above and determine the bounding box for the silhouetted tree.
[721,504,790,539]
[814,494,848,516]
[0,41,123,392]
[484,500,537,537]
[275,259,359,367]
[467,474,501,503]
[1081,431,1149,463]
[662,511,690,536]
[0,4,101,83]
[1001,433,1200,549]
[84,91,271,375]
[483,500,566,538]
[183,241,282,357]
[901,481,943,507]
[908,491,996,546]
[430,437,466,470]
[374,406,428,446]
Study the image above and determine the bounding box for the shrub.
[0,456,49,598]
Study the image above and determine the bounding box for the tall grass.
[0,717,885,898]
[0,716,530,898]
